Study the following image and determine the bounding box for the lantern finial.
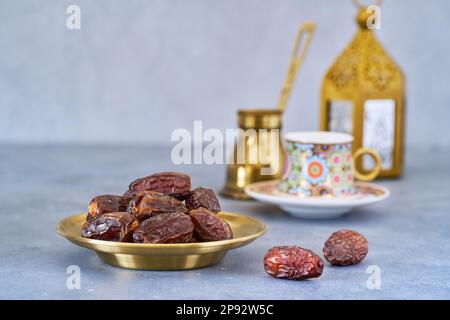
[356,7,373,30]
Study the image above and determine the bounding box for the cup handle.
[353,148,382,181]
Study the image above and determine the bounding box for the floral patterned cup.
[278,132,381,197]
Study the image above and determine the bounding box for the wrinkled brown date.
[133,212,194,244]
[189,208,232,242]
[128,172,191,198]
[189,236,199,243]
[127,191,188,221]
[185,187,221,213]
[264,246,324,280]
[323,229,368,266]
[87,195,131,221]
[81,212,138,242]
[126,191,164,209]
[122,189,136,198]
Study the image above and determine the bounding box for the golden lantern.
[320,1,405,177]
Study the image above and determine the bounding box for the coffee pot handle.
[277,22,316,112]
[353,148,382,181]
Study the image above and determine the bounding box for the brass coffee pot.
[221,22,316,199]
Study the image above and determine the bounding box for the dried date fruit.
[133,212,193,244]
[122,189,136,198]
[128,172,191,198]
[189,236,199,243]
[87,195,131,221]
[81,212,138,242]
[263,246,324,280]
[185,187,221,213]
[127,191,188,221]
[323,229,368,266]
[189,208,232,242]
[126,191,164,208]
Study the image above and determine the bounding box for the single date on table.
[176,304,274,317]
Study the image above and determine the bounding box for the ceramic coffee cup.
[278,131,381,197]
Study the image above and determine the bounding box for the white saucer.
[245,180,390,219]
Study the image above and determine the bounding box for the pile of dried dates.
[81,172,233,244]
[264,229,368,281]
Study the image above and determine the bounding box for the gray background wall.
[0,0,448,148]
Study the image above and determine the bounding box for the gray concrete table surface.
[0,145,449,300]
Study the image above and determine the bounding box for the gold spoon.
[277,21,316,112]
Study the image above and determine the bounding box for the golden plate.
[56,212,267,270]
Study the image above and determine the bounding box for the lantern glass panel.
[363,99,396,170]
[327,100,354,134]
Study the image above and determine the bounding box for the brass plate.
[56,212,267,270]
